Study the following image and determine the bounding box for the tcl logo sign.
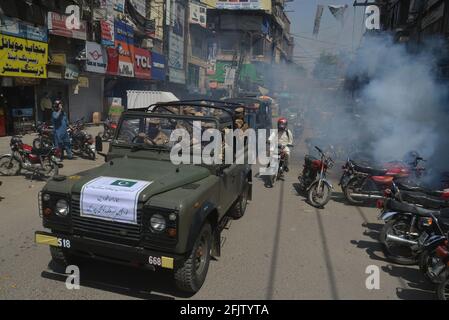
[136,55,151,69]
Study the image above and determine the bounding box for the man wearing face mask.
[268,117,293,172]
[52,100,73,160]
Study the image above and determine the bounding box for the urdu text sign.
[0,34,48,78]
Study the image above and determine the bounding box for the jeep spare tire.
[174,223,212,293]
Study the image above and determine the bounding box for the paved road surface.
[0,129,437,300]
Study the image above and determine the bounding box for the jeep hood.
[65,157,210,200]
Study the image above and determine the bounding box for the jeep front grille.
[71,195,141,244]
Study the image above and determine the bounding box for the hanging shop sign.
[0,34,48,78]
[101,19,115,46]
[86,41,107,74]
[189,2,207,28]
[134,47,151,79]
[0,15,48,42]
[78,76,90,88]
[151,52,166,81]
[47,11,87,40]
[115,20,135,77]
[106,47,119,75]
[49,53,67,66]
[65,64,79,80]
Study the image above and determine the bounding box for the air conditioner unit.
[142,39,154,50]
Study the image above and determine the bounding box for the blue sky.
[285,0,366,69]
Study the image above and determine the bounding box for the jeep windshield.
[114,115,219,151]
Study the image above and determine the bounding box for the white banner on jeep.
[80,177,152,224]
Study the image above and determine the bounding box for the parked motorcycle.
[0,136,63,179]
[419,235,449,284]
[265,144,292,188]
[298,146,334,208]
[341,153,426,205]
[100,117,118,141]
[33,122,54,149]
[70,124,96,160]
[378,196,449,265]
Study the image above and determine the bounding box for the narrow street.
[0,128,436,300]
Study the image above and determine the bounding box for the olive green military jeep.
[35,100,252,293]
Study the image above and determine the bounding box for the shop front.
[0,15,48,136]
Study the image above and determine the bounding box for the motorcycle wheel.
[88,150,96,161]
[437,277,449,300]
[343,177,366,205]
[0,156,21,176]
[308,181,332,208]
[419,250,448,284]
[43,159,59,178]
[379,218,419,265]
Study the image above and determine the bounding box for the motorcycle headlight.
[55,199,69,217]
[150,214,166,232]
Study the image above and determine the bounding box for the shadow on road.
[381,265,436,300]
[41,258,194,300]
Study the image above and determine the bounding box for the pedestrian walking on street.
[52,100,73,161]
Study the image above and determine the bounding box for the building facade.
[0,0,294,136]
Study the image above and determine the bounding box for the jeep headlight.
[55,199,69,217]
[150,214,166,232]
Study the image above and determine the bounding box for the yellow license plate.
[35,234,59,247]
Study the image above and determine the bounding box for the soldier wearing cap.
[138,118,169,146]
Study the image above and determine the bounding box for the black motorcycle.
[100,117,118,142]
[69,119,96,160]
[378,196,449,265]
[298,146,334,208]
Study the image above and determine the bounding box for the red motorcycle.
[298,146,334,208]
[0,136,63,179]
[340,154,426,205]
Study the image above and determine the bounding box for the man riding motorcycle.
[268,117,293,172]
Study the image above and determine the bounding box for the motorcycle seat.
[397,182,443,197]
[387,199,449,218]
[400,190,449,209]
[352,162,388,176]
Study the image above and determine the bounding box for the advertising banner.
[168,0,185,83]
[134,47,151,79]
[0,15,47,42]
[86,41,107,74]
[115,20,135,77]
[0,34,48,78]
[216,0,261,10]
[106,47,119,75]
[101,19,115,46]
[47,11,87,40]
[151,52,166,81]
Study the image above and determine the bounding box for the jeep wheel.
[50,246,72,268]
[174,223,212,293]
[229,183,249,219]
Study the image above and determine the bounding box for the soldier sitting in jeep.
[35,100,252,293]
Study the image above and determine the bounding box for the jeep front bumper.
[35,231,184,270]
